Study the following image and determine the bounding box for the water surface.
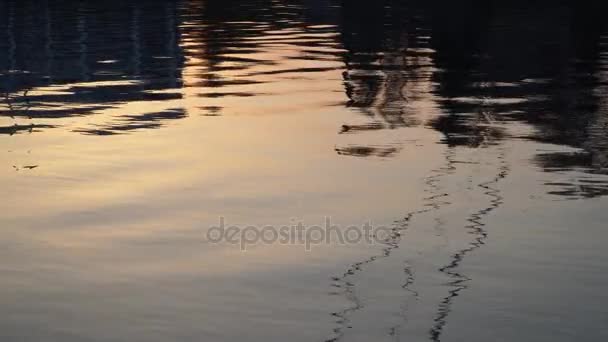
[1,1,608,341]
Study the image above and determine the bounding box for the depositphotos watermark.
[207,217,394,251]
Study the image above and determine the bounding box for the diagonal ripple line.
[429,147,511,342]
[326,146,457,342]
[387,146,458,340]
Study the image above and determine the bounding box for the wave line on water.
[326,146,457,342]
[429,147,511,342]
[387,146,458,341]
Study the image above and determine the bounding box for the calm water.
[2,1,608,341]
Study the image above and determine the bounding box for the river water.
[1,1,608,341]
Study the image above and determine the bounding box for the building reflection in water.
[339,0,608,198]
[0,0,184,135]
[1,0,608,190]
[338,1,440,157]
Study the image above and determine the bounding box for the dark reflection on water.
[338,0,608,198]
[74,108,187,136]
[0,0,184,133]
[429,1,608,153]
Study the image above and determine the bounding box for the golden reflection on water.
[1,2,447,261]
[0,20,444,271]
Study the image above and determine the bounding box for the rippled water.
[2,1,608,341]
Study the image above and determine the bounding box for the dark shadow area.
[339,0,608,198]
[0,0,185,133]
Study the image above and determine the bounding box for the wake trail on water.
[326,147,457,342]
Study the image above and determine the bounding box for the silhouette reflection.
[339,0,608,198]
[427,1,608,198]
[0,0,184,134]
[2,0,608,195]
